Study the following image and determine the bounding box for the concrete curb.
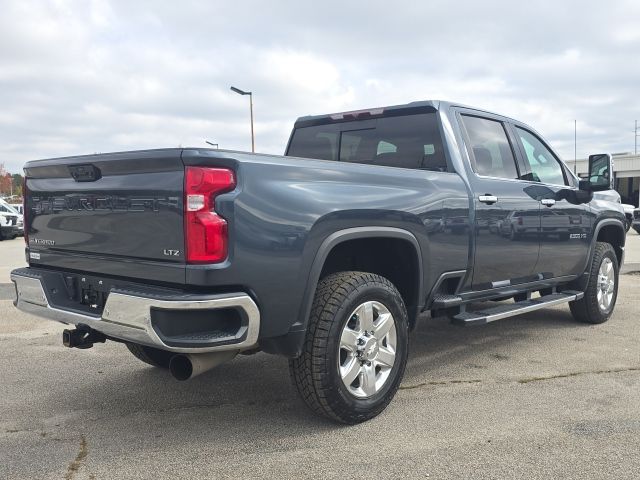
[621,262,640,274]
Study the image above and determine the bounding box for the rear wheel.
[289,271,409,424]
[126,343,174,368]
[570,242,619,324]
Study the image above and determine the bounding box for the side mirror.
[580,153,613,192]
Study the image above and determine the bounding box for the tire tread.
[289,271,407,424]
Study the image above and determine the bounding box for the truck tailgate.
[24,149,186,284]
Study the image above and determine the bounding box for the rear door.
[25,149,186,284]
[510,126,590,278]
[458,112,541,290]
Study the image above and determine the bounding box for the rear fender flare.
[293,226,423,338]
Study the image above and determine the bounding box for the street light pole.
[249,93,255,153]
[574,119,577,174]
[635,120,638,156]
[230,86,255,153]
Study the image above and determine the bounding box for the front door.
[458,114,541,290]
[511,126,590,278]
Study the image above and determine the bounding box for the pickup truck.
[11,100,626,424]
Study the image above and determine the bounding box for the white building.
[567,153,640,207]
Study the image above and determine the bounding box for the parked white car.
[0,198,24,239]
[8,203,23,215]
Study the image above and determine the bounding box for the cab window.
[287,113,448,172]
[461,115,519,180]
[515,127,567,186]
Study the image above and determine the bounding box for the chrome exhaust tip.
[169,351,238,381]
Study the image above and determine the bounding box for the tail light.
[23,177,28,245]
[517,217,523,225]
[184,167,236,263]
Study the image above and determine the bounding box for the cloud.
[0,0,639,172]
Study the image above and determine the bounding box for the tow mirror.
[579,153,613,192]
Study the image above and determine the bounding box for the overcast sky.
[1,0,639,172]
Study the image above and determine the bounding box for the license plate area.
[79,277,109,312]
[37,271,114,316]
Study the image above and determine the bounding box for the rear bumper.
[10,269,260,354]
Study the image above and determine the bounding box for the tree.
[12,174,23,198]
[0,164,21,197]
[0,163,10,195]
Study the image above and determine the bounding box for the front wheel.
[289,271,409,424]
[570,242,619,324]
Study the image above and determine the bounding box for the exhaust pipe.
[169,350,238,381]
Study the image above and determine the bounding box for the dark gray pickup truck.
[12,100,626,423]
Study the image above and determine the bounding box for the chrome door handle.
[541,199,556,207]
[478,195,498,204]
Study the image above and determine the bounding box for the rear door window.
[287,113,448,171]
[460,115,519,180]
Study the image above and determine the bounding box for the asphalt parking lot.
[1,235,639,479]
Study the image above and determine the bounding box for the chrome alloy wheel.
[596,257,615,312]
[338,301,397,398]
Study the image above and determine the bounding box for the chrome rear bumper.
[11,270,260,354]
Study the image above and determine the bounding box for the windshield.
[287,113,448,172]
[0,198,20,215]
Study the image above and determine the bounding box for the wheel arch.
[568,218,626,293]
[593,219,625,266]
[294,227,424,345]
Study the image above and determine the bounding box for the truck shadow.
[28,305,592,444]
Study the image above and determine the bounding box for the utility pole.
[574,120,577,174]
[635,120,638,156]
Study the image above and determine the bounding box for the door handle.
[478,195,498,204]
[541,199,556,207]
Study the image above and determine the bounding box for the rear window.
[287,113,448,172]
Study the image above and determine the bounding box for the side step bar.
[452,291,584,326]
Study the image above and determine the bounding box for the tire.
[570,242,619,324]
[289,271,409,424]
[510,227,520,241]
[126,343,174,368]
[633,226,640,235]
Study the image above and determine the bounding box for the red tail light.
[517,216,523,225]
[184,167,236,263]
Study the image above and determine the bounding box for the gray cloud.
[1,0,639,172]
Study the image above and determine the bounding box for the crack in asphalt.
[517,367,640,384]
[400,366,640,390]
[400,379,483,390]
[64,434,88,480]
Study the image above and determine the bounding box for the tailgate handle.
[69,164,102,182]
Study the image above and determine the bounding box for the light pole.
[635,120,638,156]
[230,86,255,153]
[574,119,577,174]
